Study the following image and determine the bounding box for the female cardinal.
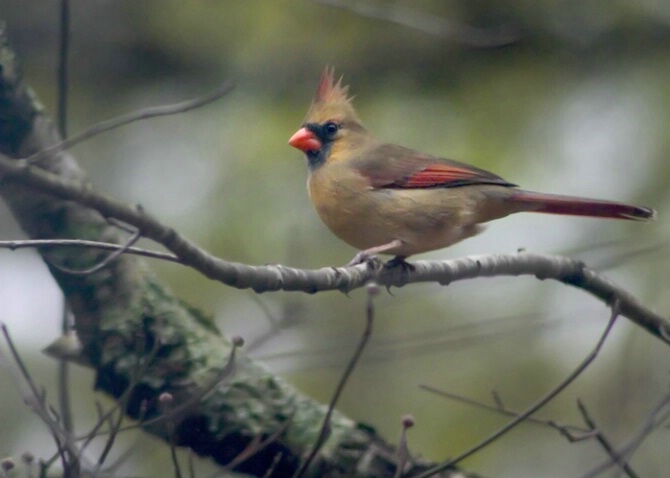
[288,68,656,266]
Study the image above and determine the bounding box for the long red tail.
[509,190,656,221]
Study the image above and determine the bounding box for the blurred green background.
[0,1,669,476]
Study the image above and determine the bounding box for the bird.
[288,67,656,267]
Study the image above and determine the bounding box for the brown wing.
[355,143,516,189]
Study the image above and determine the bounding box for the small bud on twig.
[366,281,380,296]
[1,457,15,472]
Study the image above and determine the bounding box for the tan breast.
[308,163,381,250]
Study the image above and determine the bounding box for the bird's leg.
[346,239,403,266]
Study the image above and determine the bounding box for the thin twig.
[0,323,86,468]
[133,336,242,431]
[55,2,77,471]
[26,81,235,164]
[78,330,159,456]
[394,415,415,478]
[0,238,180,263]
[221,417,293,473]
[419,385,591,439]
[170,444,182,478]
[94,397,126,469]
[412,302,621,478]
[51,429,69,478]
[87,328,158,477]
[578,392,670,478]
[160,393,183,478]
[57,0,69,139]
[245,296,304,354]
[293,282,378,478]
[93,440,136,478]
[262,453,283,478]
[258,310,570,373]
[48,228,142,276]
[576,399,639,478]
[187,450,196,478]
[57,303,75,441]
[490,389,504,410]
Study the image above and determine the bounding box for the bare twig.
[293,282,378,478]
[56,0,69,139]
[55,3,77,472]
[94,441,136,478]
[258,311,571,372]
[419,385,591,439]
[221,417,292,473]
[88,329,159,475]
[576,399,639,478]
[95,395,126,469]
[262,453,284,478]
[48,227,142,275]
[0,238,179,263]
[578,392,670,478]
[21,453,35,478]
[187,450,196,478]
[135,336,242,431]
[159,393,183,478]
[0,323,88,469]
[413,303,621,478]
[490,389,504,410]
[79,329,160,461]
[394,415,415,478]
[57,303,75,441]
[26,80,235,164]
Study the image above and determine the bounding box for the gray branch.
[0,148,667,345]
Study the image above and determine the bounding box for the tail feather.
[509,190,656,222]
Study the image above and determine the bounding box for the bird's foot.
[384,256,415,272]
[346,250,383,268]
[347,240,406,267]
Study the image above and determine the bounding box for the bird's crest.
[306,67,361,124]
[314,66,351,105]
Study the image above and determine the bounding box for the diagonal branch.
[0,156,667,345]
[26,80,235,164]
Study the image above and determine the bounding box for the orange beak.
[288,127,322,153]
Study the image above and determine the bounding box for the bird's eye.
[323,122,340,137]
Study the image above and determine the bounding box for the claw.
[346,250,373,266]
[346,251,384,269]
[346,239,404,267]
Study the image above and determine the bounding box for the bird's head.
[289,67,368,169]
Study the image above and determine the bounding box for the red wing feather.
[356,144,515,189]
[400,164,506,188]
